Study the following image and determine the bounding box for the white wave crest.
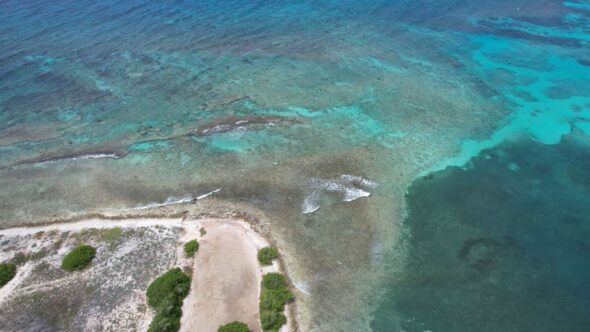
[340,174,378,188]
[131,188,222,210]
[70,153,121,160]
[342,187,371,202]
[302,190,321,214]
[293,280,311,295]
[132,195,194,210]
[196,188,222,200]
[302,175,377,214]
[38,153,121,165]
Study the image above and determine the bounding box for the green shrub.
[148,311,180,332]
[262,273,287,289]
[0,262,17,288]
[218,321,250,332]
[183,240,199,258]
[259,273,293,332]
[11,252,29,265]
[257,247,279,265]
[146,268,191,332]
[147,268,191,308]
[101,227,122,248]
[30,248,49,261]
[260,288,294,312]
[61,244,96,272]
[148,294,182,332]
[260,310,287,332]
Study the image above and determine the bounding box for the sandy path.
[0,218,183,237]
[180,219,264,332]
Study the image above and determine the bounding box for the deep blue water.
[1,0,590,330]
[372,137,590,331]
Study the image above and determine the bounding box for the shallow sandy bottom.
[180,218,272,332]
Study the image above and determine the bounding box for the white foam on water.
[130,188,222,211]
[37,153,122,165]
[293,280,311,296]
[340,174,378,188]
[132,195,195,210]
[196,188,222,200]
[302,190,321,214]
[71,153,121,160]
[342,187,371,202]
[302,174,378,214]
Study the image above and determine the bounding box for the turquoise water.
[1,0,590,330]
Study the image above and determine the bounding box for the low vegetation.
[146,268,191,332]
[11,252,29,265]
[30,248,50,261]
[257,247,279,266]
[100,227,122,249]
[0,262,17,288]
[218,321,250,332]
[259,273,293,332]
[61,244,96,272]
[183,239,199,258]
[260,311,286,332]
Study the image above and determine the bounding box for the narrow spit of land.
[0,216,292,332]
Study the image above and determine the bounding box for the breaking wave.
[38,153,122,164]
[302,175,378,214]
[130,188,222,210]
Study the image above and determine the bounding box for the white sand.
[0,263,32,304]
[180,218,275,332]
[0,217,183,237]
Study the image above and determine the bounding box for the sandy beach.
[180,218,278,332]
